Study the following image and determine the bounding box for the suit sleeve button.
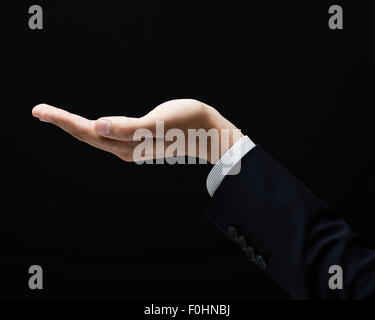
[245,246,255,261]
[228,226,238,241]
[236,236,247,251]
[255,255,267,269]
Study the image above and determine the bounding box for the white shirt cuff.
[206,135,256,197]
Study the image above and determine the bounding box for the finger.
[32,104,134,155]
[33,103,96,136]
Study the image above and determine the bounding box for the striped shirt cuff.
[206,135,255,197]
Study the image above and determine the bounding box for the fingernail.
[96,119,111,135]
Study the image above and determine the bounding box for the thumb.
[94,115,157,141]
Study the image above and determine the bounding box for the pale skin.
[31,99,243,164]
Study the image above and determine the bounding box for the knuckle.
[119,118,134,139]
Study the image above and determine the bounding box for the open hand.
[32,99,242,163]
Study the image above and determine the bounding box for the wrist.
[204,106,243,164]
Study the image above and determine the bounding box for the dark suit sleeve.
[204,146,375,299]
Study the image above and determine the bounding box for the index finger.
[32,103,94,139]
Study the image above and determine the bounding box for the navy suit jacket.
[205,146,375,299]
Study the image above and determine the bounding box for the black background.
[1,1,374,300]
